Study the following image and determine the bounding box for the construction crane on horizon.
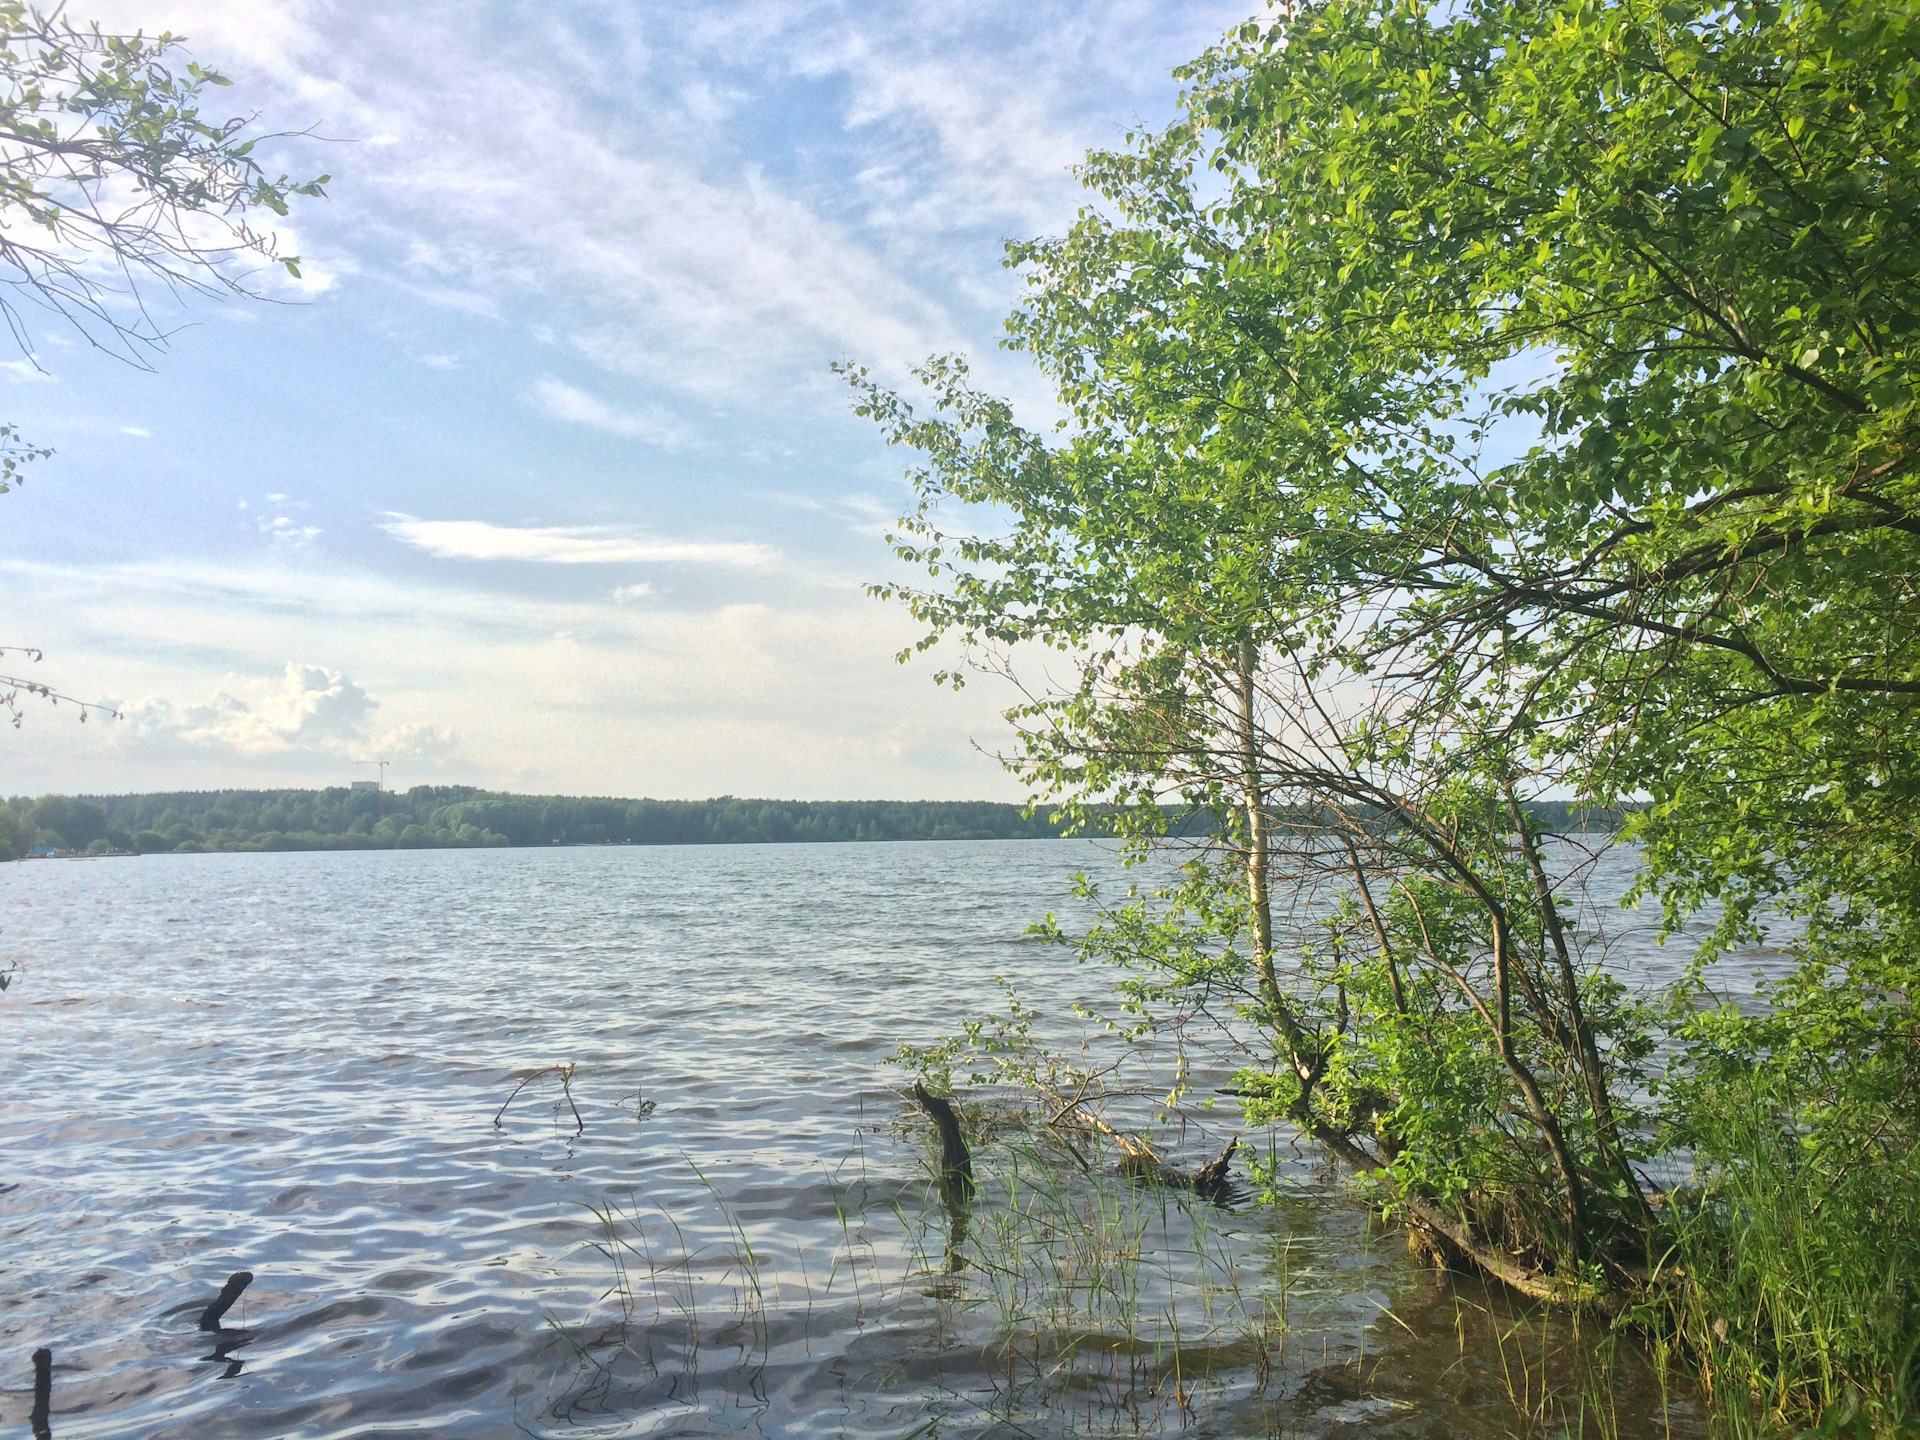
[355,758,392,791]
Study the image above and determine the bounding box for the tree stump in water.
[199,1271,254,1331]
[31,1346,51,1438]
[908,1082,975,1199]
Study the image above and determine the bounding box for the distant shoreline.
[4,789,1073,859]
[3,788,1633,860]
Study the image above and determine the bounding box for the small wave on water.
[1,841,1708,1438]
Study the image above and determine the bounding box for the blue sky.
[2,0,1258,799]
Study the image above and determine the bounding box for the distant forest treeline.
[0,788,1633,860]
[0,788,1078,858]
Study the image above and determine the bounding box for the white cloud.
[260,514,323,545]
[0,555,1024,799]
[374,720,463,762]
[71,3,963,398]
[0,3,1248,800]
[120,425,152,438]
[62,0,1253,415]
[530,377,690,448]
[381,515,775,568]
[120,661,376,758]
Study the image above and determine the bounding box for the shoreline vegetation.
[846,0,1919,1430]
[0,789,1627,859]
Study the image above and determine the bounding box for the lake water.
[1,840,1714,1438]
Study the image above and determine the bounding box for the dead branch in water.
[495,1063,584,1134]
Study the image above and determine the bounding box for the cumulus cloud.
[100,661,473,779]
[120,662,376,757]
[381,515,775,567]
[375,720,463,762]
[0,555,1024,797]
[530,377,690,448]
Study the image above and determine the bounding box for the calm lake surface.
[1,840,1720,1439]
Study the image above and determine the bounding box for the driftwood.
[199,1270,255,1330]
[1049,1098,1239,1198]
[909,1082,975,1197]
[910,1086,1240,1201]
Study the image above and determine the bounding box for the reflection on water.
[1,841,1713,1436]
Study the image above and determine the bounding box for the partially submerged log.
[1193,1136,1239,1195]
[1116,1136,1239,1197]
[1053,1099,1239,1198]
[906,1086,1239,1202]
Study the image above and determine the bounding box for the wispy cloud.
[80,1,1245,402]
[381,515,776,568]
[531,377,690,448]
[14,1,1244,798]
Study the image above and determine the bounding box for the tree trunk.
[1232,643,1323,1092]
[1506,790,1646,1213]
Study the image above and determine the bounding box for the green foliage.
[3,788,1074,855]
[0,794,31,859]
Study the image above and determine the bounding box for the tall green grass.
[1657,1077,1919,1438]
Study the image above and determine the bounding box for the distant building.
[29,844,60,858]
[350,780,381,792]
